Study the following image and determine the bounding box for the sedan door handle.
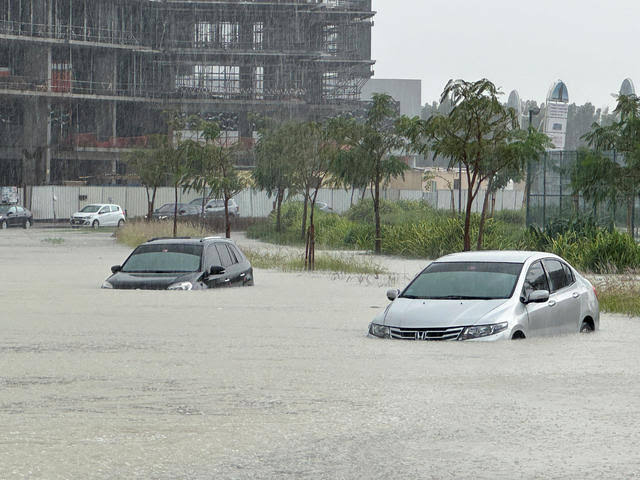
[572,292,580,298]
[548,300,556,307]
[224,278,230,283]
[240,273,246,277]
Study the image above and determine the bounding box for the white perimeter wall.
[23,186,524,220]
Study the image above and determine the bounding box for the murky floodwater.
[0,229,639,479]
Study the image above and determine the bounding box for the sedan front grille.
[389,326,464,341]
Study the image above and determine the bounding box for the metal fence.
[526,150,639,232]
[15,185,524,221]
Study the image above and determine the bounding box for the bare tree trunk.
[275,188,284,232]
[224,196,231,238]
[450,188,455,216]
[374,170,381,254]
[463,185,475,251]
[172,182,178,237]
[627,196,633,238]
[301,185,310,241]
[305,189,319,270]
[490,192,496,218]
[477,180,491,250]
[200,193,207,233]
[145,187,152,221]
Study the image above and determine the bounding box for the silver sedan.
[369,251,599,341]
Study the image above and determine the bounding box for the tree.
[253,122,300,232]
[475,129,549,248]
[298,121,343,270]
[401,79,549,251]
[582,93,640,236]
[336,94,408,254]
[125,134,167,221]
[163,111,190,238]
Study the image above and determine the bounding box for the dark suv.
[102,237,253,290]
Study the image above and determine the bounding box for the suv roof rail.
[200,236,224,242]
[147,236,192,242]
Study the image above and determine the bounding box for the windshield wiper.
[428,295,491,300]
[400,294,427,299]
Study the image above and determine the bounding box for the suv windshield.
[401,262,523,300]
[122,244,203,273]
[80,205,101,213]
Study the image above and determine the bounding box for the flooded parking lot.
[1,229,639,479]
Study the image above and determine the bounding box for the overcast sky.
[371,0,637,110]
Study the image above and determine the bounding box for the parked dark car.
[0,204,33,229]
[102,237,254,290]
[150,203,201,221]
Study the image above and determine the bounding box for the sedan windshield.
[122,244,203,273]
[80,205,101,213]
[401,262,523,300]
[0,205,11,214]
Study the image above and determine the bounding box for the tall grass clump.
[115,219,218,248]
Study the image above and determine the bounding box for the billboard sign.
[0,186,19,204]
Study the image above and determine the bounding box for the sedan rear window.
[401,262,523,300]
[122,244,203,273]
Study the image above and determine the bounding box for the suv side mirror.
[523,290,550,304]
[386,288,400,301]
[210,265,225,275]
[111,265,122,273]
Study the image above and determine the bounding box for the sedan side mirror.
[524,290,550,304]
[210,265,225,275]
[386,288,400,301]
[111,265,122,274]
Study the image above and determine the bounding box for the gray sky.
[371,0,638,110]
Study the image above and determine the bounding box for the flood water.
[1,229,639,479]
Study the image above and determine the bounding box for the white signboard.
[545,102,569,150]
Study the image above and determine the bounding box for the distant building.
[507,90,523,128]
[543,80,569,150]
[620,78,636,96]
[0,0,375,185]
[360,78,422,118]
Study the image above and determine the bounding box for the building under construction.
[0,0,374,185]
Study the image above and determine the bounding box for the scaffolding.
[0,0,374,184]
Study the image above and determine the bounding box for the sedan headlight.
[167,281,193,291]
[101,281,113,289]
[458,322,508,340]
[369,323,390,338]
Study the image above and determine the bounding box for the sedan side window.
[98,207,108,214]
[523,261,549,298]
[562,263,575,286]
[542,259,567,292]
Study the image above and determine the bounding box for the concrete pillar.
[22,98,49,185]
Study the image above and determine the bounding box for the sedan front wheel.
[580,320,594,333]
[1,220,7,230]
[92,220,99,229]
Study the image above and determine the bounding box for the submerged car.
[0,204,33,229]
[102,236,254,290]
[369,251,599,341]
[71,204,125,228]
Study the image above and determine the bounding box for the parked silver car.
[369,251,599,341]
[189,198,240,218]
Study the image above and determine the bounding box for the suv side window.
[542,259,567,292]
[206,244,222,268]
[228,244,243,263]
[216,244,234,267]
[523,261,549,298]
